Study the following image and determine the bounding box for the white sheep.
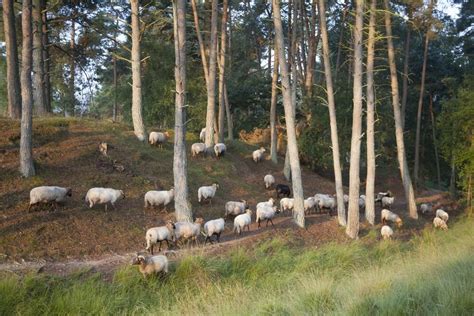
[280,197,295,214]
[174,218,205,246]
[199,127,206,142]
[252,147,266,163]
[198,183,219,204]
[191,142,207,157]
[375,190,393,203]
[256,205,279,228]
[224,200,248,218]
[433,217,448,230]
[419,203,433,214]
[343,194,349,205]
[264,174,275,189]
[359,195,366,209]
[435,209,449,222]
[203,218,225,244]
[144,188,175,211]
[233,209,252,235]
[99,142,108,156]
[29,186,72,212]
[304,197,317,214]
[381,196,395,208]
[381,225,394,240]
[214,143,227,158]
[381,209,403,228]
[149,131,170,148]
[131,253,169,278]
[85,187,125,211]
[317,195,336,214]
[145,221,176,254]
[256,198,275,210]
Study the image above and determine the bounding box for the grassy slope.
[0,218,473,315]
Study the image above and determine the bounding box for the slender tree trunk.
[172,0,192,222]
[401,18,411,130]
[384,0,418,219]
[204,0,218,150]
[319,0,346,226]
[414,32,430,187]
[191,0,209,85]
[130,0,146,141]
[218,0,228,143]
[365,0,376,225]
[304,0,318,97]
[334,0,349,83]
[41,0,51,113]
[20,0,35,178]
[284,147,291,181]
[113,56,118,121]
[346,0,364,239]
[273,0,305,228]
[270,44,279,164]
[3,0,22,119]
[67,16,76,117]
[224,84,233,140]
[429,94,441,189]
[32,0,46,116]
[449,154,456,196]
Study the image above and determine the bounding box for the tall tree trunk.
[41,0,51,113]
[20,0,35,178]
[346,0,364,239]
[304,0,318,98]
[334,0,349,83]
[273,0,305,228]
[191,0,209,85]
[67,16,76,117]
[217,0,228,143]
[365,0,376,225]
[224,84,233,140]
[32,0,46,116]
[172,0,192,222]
[384,0,418,219]
[414,32,430,187]
[204,0,218,150]
[429,94,441,189]
[400,15,411,130]
[270,44,279,164]
[319,0,346,226]
[130,0,146,141]
[112,17,118,121]
[449,154,456,197]
[2,0,22,119]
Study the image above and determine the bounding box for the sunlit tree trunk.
[384,0,418,219]
[365,0,376,225]
[41,0,51,113]
[319,0,346,226]
[67,14,76,117]
[204,0,218,150]
[32,0,46,116]
[20,0,35,178]
[414,31,430,187]
[273,0,305,228]
[2,0,21,119]
[304,0,318,97]
[130,0,146,141]
[218,0,228,143]
[429,94,441,189]
[172,0,192,222]
[346,0,364,239]
[191,0,209,84]
[224,84,233,140]
[334,0,349,83]
[270,44,279,164]
[400,12,412,130]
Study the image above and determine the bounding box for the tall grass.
[1,219,473,315]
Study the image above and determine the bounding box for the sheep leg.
[257,219,261,228]
[28,203,35,212]
[151,245,155,255]
[217,233,221,243]
[105,204,108,212]
[269,219,275,228]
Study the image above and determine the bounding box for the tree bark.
[20,0,35,178]
[67,15,76,117]
[41,0,51,113]
[384,0,418,219]
[346,0,364,239]
[414,32,430,187]
[334,0,349,83]
[191,0,209,85]
[203,0,218,150]
[224,84,233,140]
[172,0,192,222]
[365,0,376,225]
[2,0,22,119]
[319,0,346,226]
[217,0,228,143]
[429,94,441,189]
[400,16,411,130]
[130,0,146,141]
[32,0,46,116]
[304,0,318,98]
[273,0,305,228]
[270,44,279,164]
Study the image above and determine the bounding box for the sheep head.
[246,209,253,216]
[213,183,220,189]
[396,218,403,228]
[66,188,72,197]
[195,217,205,224]
[120,190,125,199]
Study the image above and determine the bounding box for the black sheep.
[275,184,291,198]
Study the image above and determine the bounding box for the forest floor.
[0,117,461,277]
